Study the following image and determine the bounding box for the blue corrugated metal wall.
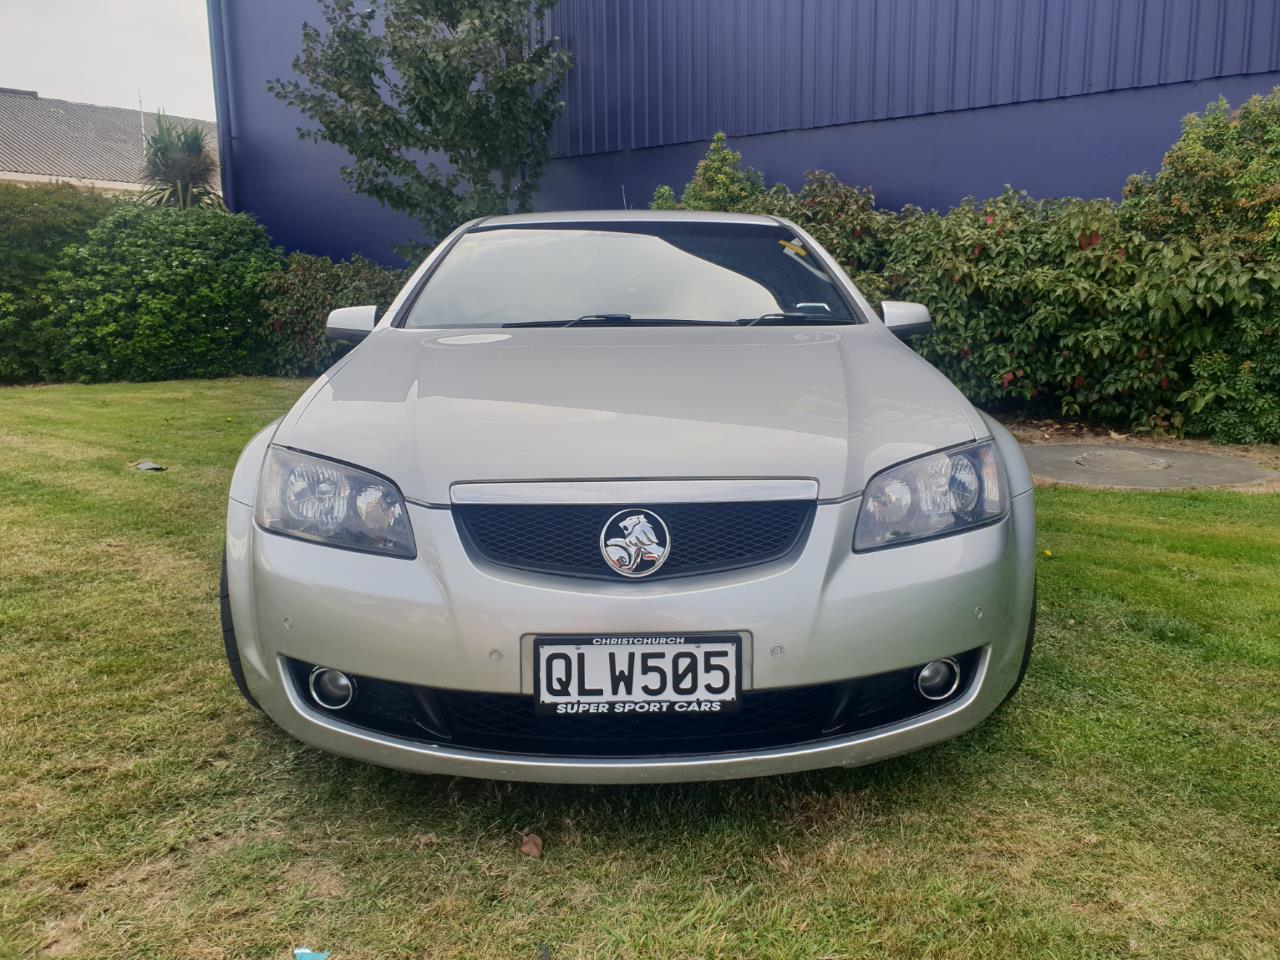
[208,0,1280,262]
[547,0,1280,157]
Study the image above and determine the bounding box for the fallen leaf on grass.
[412,833,438,849]
[519,833,544,858]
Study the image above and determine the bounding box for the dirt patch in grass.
[278,860,349,901]
[40,915,83,957]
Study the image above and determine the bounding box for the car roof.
[477,209,785,228]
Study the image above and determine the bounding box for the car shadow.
[264,707,1020,849]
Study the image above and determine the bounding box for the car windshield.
[401,221,861,328]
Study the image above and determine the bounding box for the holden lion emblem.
[599,509,671,578]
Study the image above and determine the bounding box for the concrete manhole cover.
[1022,443,1279,490]
[1071,449,1171,471]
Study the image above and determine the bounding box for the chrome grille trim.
[449,478,819,506]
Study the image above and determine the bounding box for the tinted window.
[402,221,859,328]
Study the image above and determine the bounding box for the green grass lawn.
[1,379,1277,960]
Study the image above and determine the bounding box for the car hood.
[275,326,983,504]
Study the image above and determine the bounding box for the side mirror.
[881,301,932,339]
[325,305,378,344]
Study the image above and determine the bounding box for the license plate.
[534,633,741,715]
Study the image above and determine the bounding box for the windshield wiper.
[500,314,633,328]
[501,315,725,328]
[570,314,634,326]
[737,313,852,326]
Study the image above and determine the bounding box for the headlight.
[854,441,1006,551]
[255,446,417,558]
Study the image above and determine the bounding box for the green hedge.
[0,182,119,382]
[36,206,282,382]
[1122,91,1280,441]
[0,194,409,385]
[0,182,118,298]
[654,91,1280,443]
[259,253,409,376]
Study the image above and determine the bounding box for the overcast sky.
[0,0,216,119]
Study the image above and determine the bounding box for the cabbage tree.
[139,114,224,210]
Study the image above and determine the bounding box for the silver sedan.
[221,211,1036,783]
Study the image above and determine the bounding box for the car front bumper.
[224,483,1036,784]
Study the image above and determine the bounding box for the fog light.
[916,658,961,701]
[308,667,356,710]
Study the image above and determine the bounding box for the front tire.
[1001,586,1036,705]
[220,551,261,710]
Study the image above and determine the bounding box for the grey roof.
[0,88,218,188]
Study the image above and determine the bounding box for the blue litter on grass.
[293,950,331,960]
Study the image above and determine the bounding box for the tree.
[139,113,225,210]
[1121,87,1280,256]
[650,133,766,212]
[270,0,572,254]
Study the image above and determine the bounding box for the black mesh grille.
[453,501,815,580]
[285,649,982,759]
